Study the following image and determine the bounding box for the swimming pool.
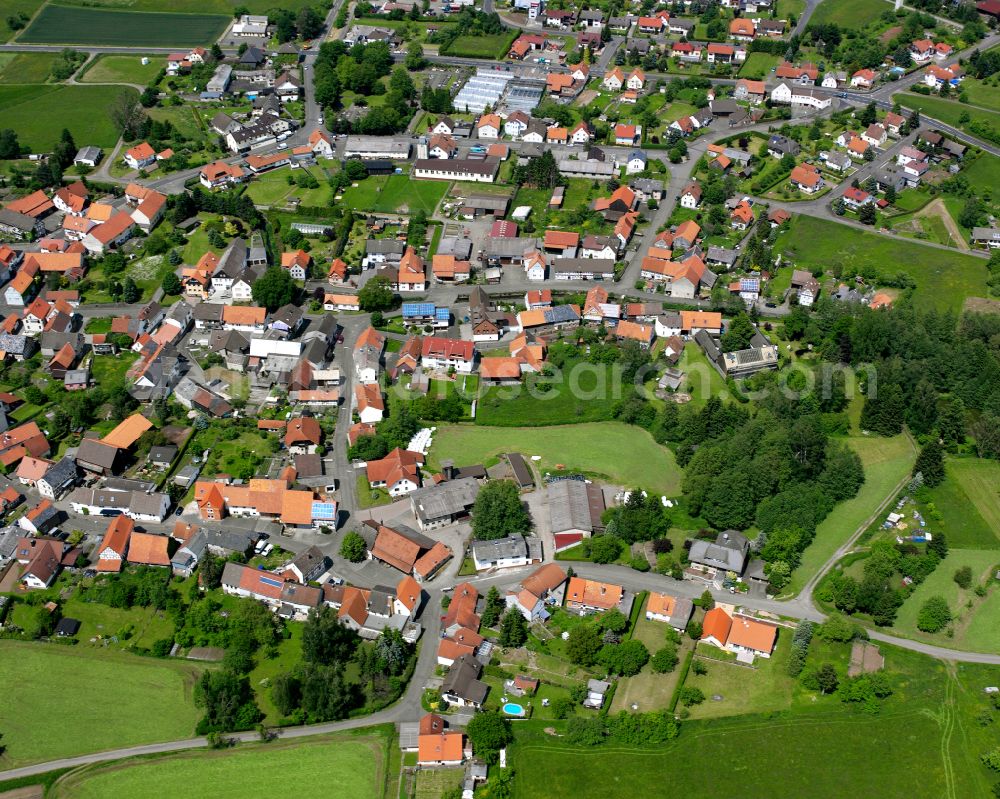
[502,703,525,717]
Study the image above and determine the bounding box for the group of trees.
[564,609,650,677]
[348,403,419,462]
[270,606,382,724]
[313,40,413,135]
[821,535,948,625]
[471,480,532,540]
[565,710,679,747]
[510,150,564,190]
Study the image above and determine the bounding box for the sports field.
[79,55,163,86]
[19,6,228,47]
[772,215,989,313]
[0,84,136,150]
[339,174,447,214]
[788,433,916,595]
[427,421,682,494]
[0,52,59,84]
[51,731,389,799]
[0,641,202,768]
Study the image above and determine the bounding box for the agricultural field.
[0,641,203,768]
[55,0,315,13]
[886,198,966,250]
[0,52,60,84]
[19,6,228,47]
[810,0,888,29]
[0,84,136,150]
[50,729,390,799]
[788,433,916,595]
[443,31,518,60]
[427,421,682,494]
[79,54,164,86]
[772,215,989,313]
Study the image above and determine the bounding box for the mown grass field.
[1,0,46,41]
[0,641,203,768]
[738,52,780,79]
[19,6,228,47]
[811,0,887,29]
[788,433,916,595]
[962,151,1000,199]
[0,84,135,150]
[51,730,389,799]
[958,77,1000,110]
[244,167,333,208]
[79,54,163,86]
[923,457,1000,549]
[512,646,1000,799]
[443,31,518,60]
[897,93,1000,142]
[0,52,59,84]
[427,421,682,494]
[893,548,1000,651]
[772,215,988,313]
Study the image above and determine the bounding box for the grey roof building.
[688,530,750,575]
[409,477,480,531]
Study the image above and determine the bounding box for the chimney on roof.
[441,459,455,480]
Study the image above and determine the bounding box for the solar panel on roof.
[259,576,282,587]
[312,502,337,519]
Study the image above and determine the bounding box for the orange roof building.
[701,607,734,647]
[126,532,171,566]
[102,413,153,450]
[418,731,465,765]
[726,615,778,656]
[565,576,624,613]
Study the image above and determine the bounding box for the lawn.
[610,603,694,714]
[675,341,729,409]
[89,351,139,386]
[772,215,989,313]
[426,421,682,494]
[897,93,1000,143]
[244,167,333,208]
[0,84,137,150]
[443,31,517,60]
[356,473,393,510]
[921,457,1000,549]
[59,596,176,649]
[738,52,780,79]
[80,55,164,86]
[788,433,916,595]
[476,359,631,427]
[51,730,389,799]
[0,52,59,84]
[0,641,203,768]
[684,640,799,720]
[893,549,1000,652]
[338,176,388,210]
[19,6,229,47]
[811,0,887,29]
[961,151,1000,198]
[958,77,1000,110]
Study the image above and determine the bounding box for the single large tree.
[466,712,512,764]
[471,480,531,540]
[302,606,359,665]
[358,276,395,312]
[498,608,528,648]
[251,266,295,311]
[109,90,147,140]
